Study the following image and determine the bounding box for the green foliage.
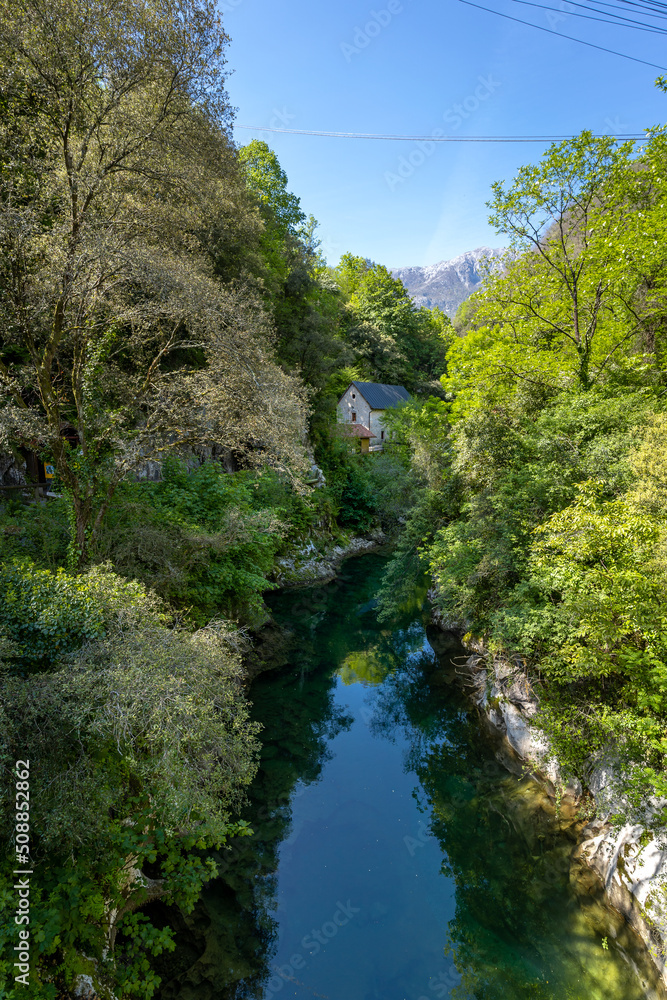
[334,254,450,394]
[335,462,377,532]
[0,572,259,998]
[446,131,667,408]
[377,488,456,623]
[382,395,452,487]
[392,129,667,805]
[93,461,284,626]
[239,141,306,246]
[0,494,69,568]
[0,3,310,566]
[0,559,165,669]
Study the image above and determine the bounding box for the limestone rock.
[433,621,667,991]
[274,530,386,587]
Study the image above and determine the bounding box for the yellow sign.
[44,464,55,480]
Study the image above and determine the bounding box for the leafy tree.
[0,563,259,998]
[0,0,307,564]
[238,141,354,433]
[93,461,285,626]
[239,140,307,249]
[387,130,667,805]
[467,132,666,396]
[335,254,450,392]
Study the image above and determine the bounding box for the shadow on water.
[153,553,659,1000]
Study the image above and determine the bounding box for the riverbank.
[155,551,657,1000]
[272,527,387,587]
[427,613,667,997]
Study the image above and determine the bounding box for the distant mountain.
[392,246,505,318]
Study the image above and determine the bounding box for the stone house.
[337,382,410,453]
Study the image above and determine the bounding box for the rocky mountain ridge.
[393,246,504,317]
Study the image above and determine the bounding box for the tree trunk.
[577,345,591,389]
[72,492,93,568]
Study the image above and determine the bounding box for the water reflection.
[153,554,656,1000]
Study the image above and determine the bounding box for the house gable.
[337,381,410,449]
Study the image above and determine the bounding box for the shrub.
[94,461,285,625]
[0,596,259,998]
[0,560,166,670]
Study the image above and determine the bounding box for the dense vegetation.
[0,0,448,996]
[383,129,667,810]
[2,0,667,994]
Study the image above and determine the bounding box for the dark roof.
[349,382,411,410]
[341,422,374,438]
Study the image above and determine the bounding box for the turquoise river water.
[155,553,659,1000]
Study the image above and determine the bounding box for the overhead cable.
[457,0,667,69]
[234,126,647,141]
[510,0,667,32]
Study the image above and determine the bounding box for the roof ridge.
[346,381,411,409]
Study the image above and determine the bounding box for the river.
[156,553,658,1000]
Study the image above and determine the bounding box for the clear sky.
[223,0,667,268]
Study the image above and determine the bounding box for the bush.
[0,559,166,670]
[94,461,286,626]
[0,496,70,569]
[0,574,259,999]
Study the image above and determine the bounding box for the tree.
[0,0,308,564]
[335,254,450,392]
[237,142,356,432]
[238,139,308,291]
[0,562,259,998]
[483,132,656,391]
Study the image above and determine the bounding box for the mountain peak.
[393,247,504,317]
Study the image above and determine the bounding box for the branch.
[0,359,29,410]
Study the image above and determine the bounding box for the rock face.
[273,530,386,587]
[460,645,574,794]
[578,772,667,986]
[392,247,504,317]
[446,637,667,992]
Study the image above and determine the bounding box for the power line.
[590,0,667,20]
[580,0,667,20]
[510,0,667,32]
[619,0,667,16]
[457,0,667,68]
[235,125,646,141]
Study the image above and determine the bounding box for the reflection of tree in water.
[153,553,646,1000]
[152,556,396,1000]
[369,647,647,1000]
[150,624,353,999]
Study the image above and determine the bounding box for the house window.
[352,412,356,422]
[381,430,385,440]
[352,393,356,399]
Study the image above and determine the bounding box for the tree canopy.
[382,128,667,810]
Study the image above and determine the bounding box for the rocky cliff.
[392,246,504,317]
[428,614,667,995]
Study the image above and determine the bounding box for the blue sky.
[224,0,667,267]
